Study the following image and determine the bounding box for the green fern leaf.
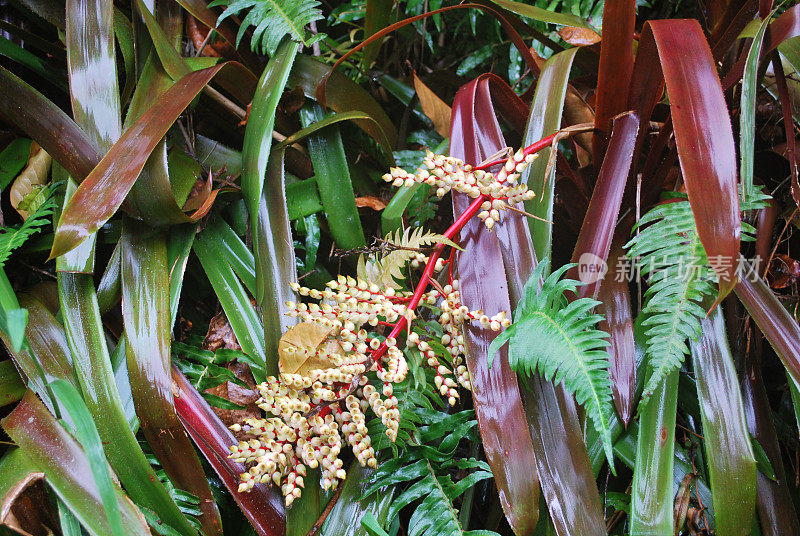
[210,0,324,55]
[363,408,496,536]
[625,189,769,408]
[0,184,56,269]
[488,258,615,468]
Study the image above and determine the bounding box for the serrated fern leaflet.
[625,189,770,408]
[211,0,324,55]
[364,407,498,536]
[0,183,57,269]
[488,258,615,469]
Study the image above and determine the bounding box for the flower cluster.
[230,276,508,505]
[382,150,536,229]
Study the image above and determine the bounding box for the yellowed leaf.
[413,73,452,138]
[9,143,51,220]
[557,26,601,46]
[278,322,343,375]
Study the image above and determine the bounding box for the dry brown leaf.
[0,472,58,536]
[557,26,601,46]
[278,322,342,375]
[356,195,388,210]
[202,311,242,352]
[9,143,51,220]
[413,73,452,138]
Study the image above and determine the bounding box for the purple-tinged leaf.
[172,367,286,536]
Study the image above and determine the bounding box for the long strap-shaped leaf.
[592,0,635,163]
[0,67,100,181]
[521,47,578,260]
[256,152,298,377]
[241,42,299,375]
[121,219,222,536]
[629,369,678,534]
[172,367,286,536]
[478,54,607,534]
[690,309,756,536]
[738,330,800,535]
[628,19,740,300]
[58,271,199,535]
[448,77,540,536]
[734,264,800,387]
[2,392,151,536]
[50,62,233,259]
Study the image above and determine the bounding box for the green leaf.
[629,370,678,534]
[521,47,578,259]
[1,393,152,536]
[0,359,24,406]
[363,408,497,536]
[299,104,366,250]
[50,379,126,536]
[0,138,32,190]
[194,225,267,381]
[488,0,596,31]
[361,512,392,536]
[0,182,57,270]
[490,258,615,468]
[740,8,777,204]
[690,309,756,536]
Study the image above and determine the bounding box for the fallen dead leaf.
[202,311,242,352]
[558,26,601,46]
[278,322,342,375]
[356,196,388,211]
[413,72,452,138]
[9,143,51,220]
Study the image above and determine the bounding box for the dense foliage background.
[1,0,800,535]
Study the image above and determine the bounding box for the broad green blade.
[121,219,222,536]
[691,309,756,536]
[2,393,151,536]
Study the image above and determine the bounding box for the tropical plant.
[2,0,800,536]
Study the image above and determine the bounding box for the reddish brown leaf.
[355,196,388,211]
[767,254,800,289]
[629,19,741,300]
[172,367,286,536]
[593,0,635,162]
[413,72,452,138]
[735,265,800,387]
[50,63,232,259]
[0,67,101,182]
[449,77,540,536]
[568,111,639,299]
[596,235,636,427]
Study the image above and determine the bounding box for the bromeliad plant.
[7,0,800,536]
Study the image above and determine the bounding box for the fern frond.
[210,0,323,55]
[0,184,56,269]
[489,258,615,468]
[364,408,497,536]
[625,189,768,407]
[359,227,459,289]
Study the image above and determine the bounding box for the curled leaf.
[278,322,342,375]
[9,144,51,220]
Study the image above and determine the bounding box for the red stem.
[473,133,557,170]
[369,195,488,361]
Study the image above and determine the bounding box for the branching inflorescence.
[229,142,547,506]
